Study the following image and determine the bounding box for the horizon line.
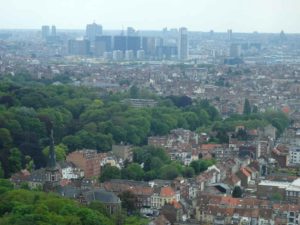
[0,28,299,35]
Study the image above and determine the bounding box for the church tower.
[44,129,61,190]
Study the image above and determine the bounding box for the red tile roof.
[160,186,176,198]
[240,168,251,177]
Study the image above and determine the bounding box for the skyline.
[0,0,300,33]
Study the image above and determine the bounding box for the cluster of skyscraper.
[41,25,58,43]
[65,23,189,61]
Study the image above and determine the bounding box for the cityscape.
[1,1,300,225]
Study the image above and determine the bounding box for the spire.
[48,129,57,168]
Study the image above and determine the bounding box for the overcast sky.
[1,0,300,33]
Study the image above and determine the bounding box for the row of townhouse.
[194,194,300,225]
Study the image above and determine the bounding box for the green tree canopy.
[42,143,68,162]
[232,186,243,198]
[243,98,251,115]
[121,163,144,181]
[100,165,121,182]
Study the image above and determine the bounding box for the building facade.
[178,27,188,60]
[66,150,102,178]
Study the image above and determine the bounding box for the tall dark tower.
[44,129,61,191]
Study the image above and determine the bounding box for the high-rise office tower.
[280,30,287,42]
[86,23,103,42]
[41,25,50,39]
[127,27,137,36]
[126,36,141,53]
[142,37,156,57]
[113,35,127,52]
[178,27,188,60]
[154,37,164,59]
[229,43,241,58]
[68,39,90,56]
[94,36,112,57]
[210,30,214,39]
[51,25,56,36]
[227,29,233,41]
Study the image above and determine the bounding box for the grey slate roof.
[83,189,121,204]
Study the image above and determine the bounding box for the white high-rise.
[86,23,103,42]
[289,147,300,165]
[178,27,188,60]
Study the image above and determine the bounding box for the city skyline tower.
[178,27,188,61]
[86,22,103,42]
[41,25,50,39]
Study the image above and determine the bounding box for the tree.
[166,95,192,108]
[160,165,180,180]
[236,128,248,141]
[150,157,163,171]
[94,133,113,152]
[232,186,243,198]
[252,105,258,113]
[144,170,157,181]
[8,148,22,174]
[0,163,4,178]
[271,192,283,202]
[0,128,12,149]
[129,85,139,98]
[243,98,251,115]
[0,178,13,193]
[24,156,34,172]
[100,165,121,182]
[121,163,144,181]
[190,159,215,175]
[88,201,110,217]
[0,188,114,225]
[65,98,91,119]
[183,112,199,130]
[124,216,148,225]
[132,147,146,164]
[183,167,195,178]
[118,191,137,214]
[62,135,82,151]
[43,143,68,162]
[76,130,96,149]
[151,119,170,135]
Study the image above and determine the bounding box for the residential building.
[103,179,153,208]
[151,186,177,209]
[258,178,300,203]
[121,98,158,108]
[66,149,103,178]
[59,161,84,180]
[289,147,300,165]
[194,194,300,225]
[112,144,132,161]
[112,50,123,61]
